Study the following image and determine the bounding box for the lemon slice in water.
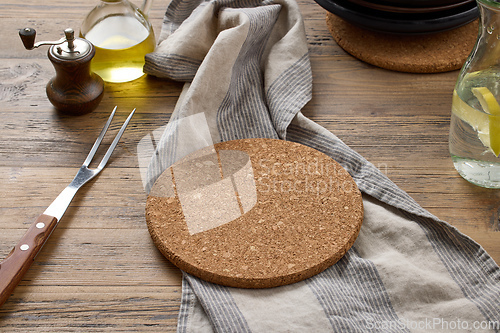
[453,88,500,157]
[472,86,500,115]
[490,118,500,157]
[472,87,500,157]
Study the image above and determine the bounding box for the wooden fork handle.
[0,214,58,307]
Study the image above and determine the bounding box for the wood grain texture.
[0,0,498,331]
[0,214,58,307]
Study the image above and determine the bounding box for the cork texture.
[146,138,363,288]
[327,12,478,73]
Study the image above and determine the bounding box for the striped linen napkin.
[143,0,500,331]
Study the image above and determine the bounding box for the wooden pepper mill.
[19,27,104,115]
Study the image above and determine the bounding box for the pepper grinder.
[19,27,104,115]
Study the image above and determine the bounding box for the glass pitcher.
[450,0,500,188]
[80,0,155,83]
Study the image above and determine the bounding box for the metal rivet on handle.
[36,222,45,229]
[20,244,29,251]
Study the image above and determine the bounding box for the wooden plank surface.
[0,0,498,331]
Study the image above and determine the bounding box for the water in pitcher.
[449,69,500,188]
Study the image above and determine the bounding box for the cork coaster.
[146,138,363,288]
[326,12,478,73]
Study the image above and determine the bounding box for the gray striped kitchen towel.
[142,0,500,331]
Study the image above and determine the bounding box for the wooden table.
[0,0,498,331]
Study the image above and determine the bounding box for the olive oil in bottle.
[83,15,155,83]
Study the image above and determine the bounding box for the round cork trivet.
[326,12,478,73]
[146,138,363,288]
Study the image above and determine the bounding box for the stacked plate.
[314,0,479,34]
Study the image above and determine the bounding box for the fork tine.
[41,107,134,222]
[83,106,118,167]
[0,107,135,307]
[97,108,136,170]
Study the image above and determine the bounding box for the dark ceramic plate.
[367,0,473,8]
[314,0,478,34]
[348,0,474,13]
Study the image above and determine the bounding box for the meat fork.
[0,107,135,307]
